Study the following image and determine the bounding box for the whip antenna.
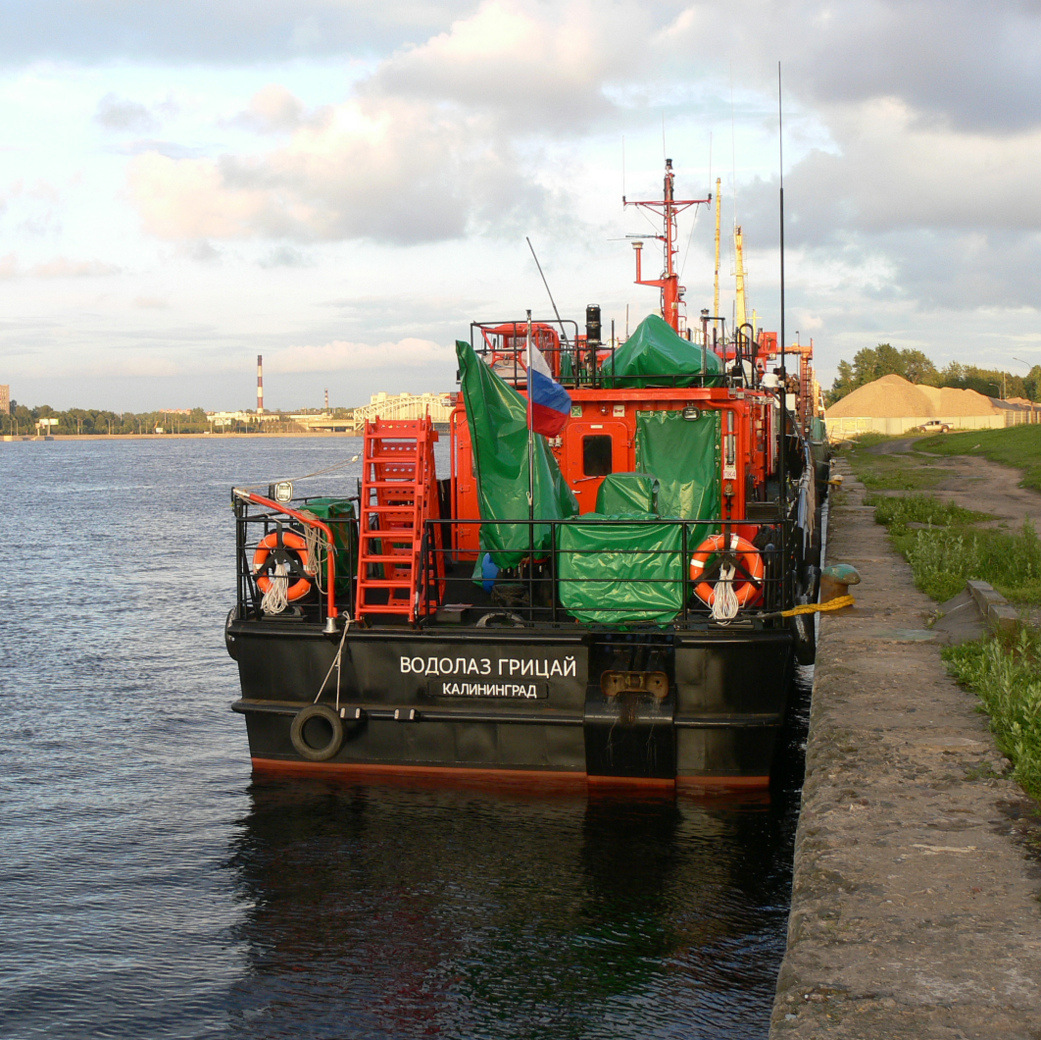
[526,237,571,349]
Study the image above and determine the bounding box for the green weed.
[943,628,1041,800]
[870,493,990,533]
[898,521,1041,604]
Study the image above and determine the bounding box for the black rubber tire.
[290,703,345,762]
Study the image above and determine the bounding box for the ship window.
[583,434,613,476]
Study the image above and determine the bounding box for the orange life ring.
[690,533,764,608]
[253,530,312,602]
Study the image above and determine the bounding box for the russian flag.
[526,348,571,437]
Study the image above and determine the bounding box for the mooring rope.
[314,616,353,710]
[238,454,361,494]
[753,594,856,621]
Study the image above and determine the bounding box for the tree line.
[827,344,1041,406]
[0,404,353,436]
[0,403,216,436]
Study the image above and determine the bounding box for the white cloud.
[127,93,555,244]
[95,92,158,133]
[31,256,120,278]
[269,337,453,374]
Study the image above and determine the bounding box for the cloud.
[0,255,120,278]
[269,337,453,374]
[259,246,313,268]
[0,1,481,65]
[127,94,554,244]
[787,97,1041,239]
[361,0,636,133]
[95,92,158,133]
[233,84,307,134]
[31,257,120,278]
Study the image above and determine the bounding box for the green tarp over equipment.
[300,498,356,596]
[594,472,659,515]
[456,340,579,568]
[601,313,725,388]
[557,515,685,625]
[635,410,721,522]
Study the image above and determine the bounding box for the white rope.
[236,454,361,494]
[314,616,353,710]
[711,560,740,622]
[298,511,331,593]
[260,560,291,614]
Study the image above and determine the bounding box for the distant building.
[206,410,281,427]
[0,385,9,414]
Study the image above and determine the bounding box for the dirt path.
[874,439,1041,531]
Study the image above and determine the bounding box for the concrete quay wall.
[770,461,1041,1039]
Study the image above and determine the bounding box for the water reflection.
[227,766,801,1040]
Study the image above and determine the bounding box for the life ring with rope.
[252,529,312,602]
[690,533,764,608]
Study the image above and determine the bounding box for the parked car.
[917,420,951,433]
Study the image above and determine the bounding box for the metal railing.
[232,494,809,631]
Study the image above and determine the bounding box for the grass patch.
[870,492,990,534]
[943,628,1041,800]
[893,522,1041,603]
[918,425,1041,493]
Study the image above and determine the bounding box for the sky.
[2,0,1041,413]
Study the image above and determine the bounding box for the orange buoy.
[253,530,312,602]
[690,533,764,608]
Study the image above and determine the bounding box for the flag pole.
[526,310,536,592]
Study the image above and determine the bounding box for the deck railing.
[233,494,807,630]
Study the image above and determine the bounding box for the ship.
[226,159,829,791]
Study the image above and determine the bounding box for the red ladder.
[355,417,444,622]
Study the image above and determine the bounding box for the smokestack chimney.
[257,354,264,413]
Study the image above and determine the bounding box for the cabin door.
[562,421,631,514]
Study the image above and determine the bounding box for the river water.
[0,438,806,1040]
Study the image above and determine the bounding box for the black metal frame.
[233,491,808,632]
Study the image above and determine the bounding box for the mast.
[624,158,710,332]
[713,177,722,318]
[734,226,747,331]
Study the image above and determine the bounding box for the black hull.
[227,617,795,789]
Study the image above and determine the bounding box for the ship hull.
[228,618,795,789]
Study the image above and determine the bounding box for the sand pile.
[827,374,1001,418]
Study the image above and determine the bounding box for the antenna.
[777,62,788,534]
[526,237,571,348]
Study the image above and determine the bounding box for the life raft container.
[690,533,764,608]
[252,530,312,602]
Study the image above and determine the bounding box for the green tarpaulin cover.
[594,472,659,515]
[301,497,356,595]
[557,514,685,625]
[601,313,725,388]
[635,410,721,521]
[457,340,579,568]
